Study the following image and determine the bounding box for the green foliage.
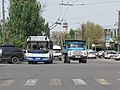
[63,29,75,40]
[76,21,104,49]
[68,29,75,39]
[84,22,104,48]
[51,31,63,45]
[7,0,49,48]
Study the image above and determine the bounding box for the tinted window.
[107,51,117,54]
[12,47,21,52]
[0,45,21,52]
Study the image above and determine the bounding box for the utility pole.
[118,10,120,51]
[2,0,5,44]
[118,10,120,37]
[81,24,85,40]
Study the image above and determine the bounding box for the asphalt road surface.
[0,59,120,90]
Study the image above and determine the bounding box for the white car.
[97,50,105,58]
[87,51,96,59]
[103,50,118,59]
[53,45,62,61]
[112,52,120,61]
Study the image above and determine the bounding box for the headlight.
[68,51,73,56]
[84,52,87,55]
[42,58,49,61]
[69,52,71,56]
[27,58,33,60]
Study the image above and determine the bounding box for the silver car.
[112,52,120,61]
[103,50,118,59]
[87,51,96,59]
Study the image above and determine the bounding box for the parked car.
[111,52,120,61]
[53,45,62,61]
[0,44,25,64]
[103,50,118,59]
[87,51,96,59]
[97,50,105,58]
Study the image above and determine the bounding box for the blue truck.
[63,40,88,63]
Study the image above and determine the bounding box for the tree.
[76,21,104,49]
[51,31,63,46]
[7,0,49,47]
[68,29,75,39]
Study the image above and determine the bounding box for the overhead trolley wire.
[62,5,69,20]
[49,0,64,30]
[69,0,79,3]
[72,0,120,6]
[58,1,63,20]
[43,0,120,5]
[66,12,116,20]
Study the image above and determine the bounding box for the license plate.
[75,56,80,58]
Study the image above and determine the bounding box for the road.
[0,59,120,90]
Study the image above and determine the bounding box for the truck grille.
[73,51,82,55]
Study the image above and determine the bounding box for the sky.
[0,0,120,32]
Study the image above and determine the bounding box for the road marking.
[72,79,87,85]
[0,80,15,86]
[118,79,120,80]
[25,79,38,86]
[50,79,62,85]
[95,79,111,85]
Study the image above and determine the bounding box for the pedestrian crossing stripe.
[24,79,38,86]
[72,79,87,85]
[0,78,120,86]
[95,79,111,85]
[0,80,15,86]
[50,79,62,85]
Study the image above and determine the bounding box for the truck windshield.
[68,44,85,48]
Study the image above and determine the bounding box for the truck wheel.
[28,61,32,64]
[79,60,82,63]
[44,61,50,64]
[50,60,53,63]
[63,55,67,63]
[11,56,19,64]
[33,61,38,64]
[82,60,87,63]
[64,60,67,63]
[67,60,70,63]
[59,58,62,61]
[50,56,53,64]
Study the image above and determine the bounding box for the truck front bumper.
[68,55,87,60]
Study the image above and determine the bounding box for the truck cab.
[63,40,87,63]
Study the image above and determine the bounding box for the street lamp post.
[81,24,85,40]
[87,31,90,49]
